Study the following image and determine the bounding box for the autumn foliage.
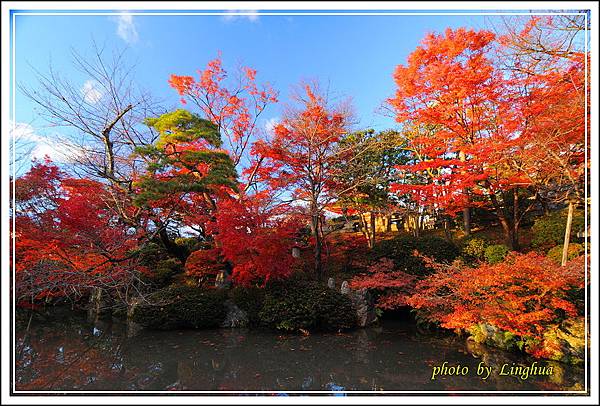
[12,16,587,364]
[14,162,143,304]
[350,258,416,309]
[250,83,354,277]
[388,28,505,214]
[250,83,352,195]
[184,248,225,287]
[406,253,585,340]
[211,194,303,286]
[169,56,278,167]
[388,25,586,249]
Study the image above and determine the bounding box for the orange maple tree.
[406,252,584,341]
[169,56,278,168]
[388,26,586,249]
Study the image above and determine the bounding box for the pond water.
[15,311,585,393]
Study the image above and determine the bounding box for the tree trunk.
[443,216,452,242]
[512,188,520,251]
[202,192,217,211]
[499,219,517,250]
[369,211,376,249]
[359,213,370,246]
[463,207,471,236]
[488,192,517,250]
[537,194,550,216]
[561,201,574,266]
[310,212,323,280]
[87,287,103,323]
[158,227,187,262]
[359,212,376,249]
[459,150,471,236]
[385,214,392,232]
[414,214,421,238]
[101,104,133,182]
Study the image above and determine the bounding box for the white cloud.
[81,80,103,104]
[11,122,43,144]
[221,10,259,23]
[115,14,139,44]
[10,122,82,163]
[264,117,279,135]
[30,143,66,162]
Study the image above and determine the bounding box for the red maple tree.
[249,82,354,278]
[14,161,144,304]
[210,193,303,286]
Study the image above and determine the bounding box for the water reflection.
[15,311,584,392]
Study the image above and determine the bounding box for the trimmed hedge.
[174,237,203,256]
[460,237,490,264]
[135,242,184,288]
[484,244,510,264]
[370,235,459,275]
[532,209,585,249]
[230,286,266,327]
[151,258,184,288]
[547,243,584,264]
[131,285,227,330]
[259,279,356,332]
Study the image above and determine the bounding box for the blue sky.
[12,11,491,166]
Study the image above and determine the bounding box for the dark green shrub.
[460,237,490,264]
[259,280,356,332]
[174,237,203,257]
[313,288,357,330]
[370,235,459,275]
[131,285,227,330]
[136,241,168,263]
[150,258,183,288]
[260,290,316,331]
[484,244,510,264]
[547,243,584,264]
[532,209,585,249]
[135,242,184,288]
[230,286,266,326]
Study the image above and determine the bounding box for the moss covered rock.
[220,300,249,328]
[535,318,586,365]
[467,319,585,365]
[230,286,266,327]
[468,323,519,351]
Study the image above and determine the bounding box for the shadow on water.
[15,308,584,393]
